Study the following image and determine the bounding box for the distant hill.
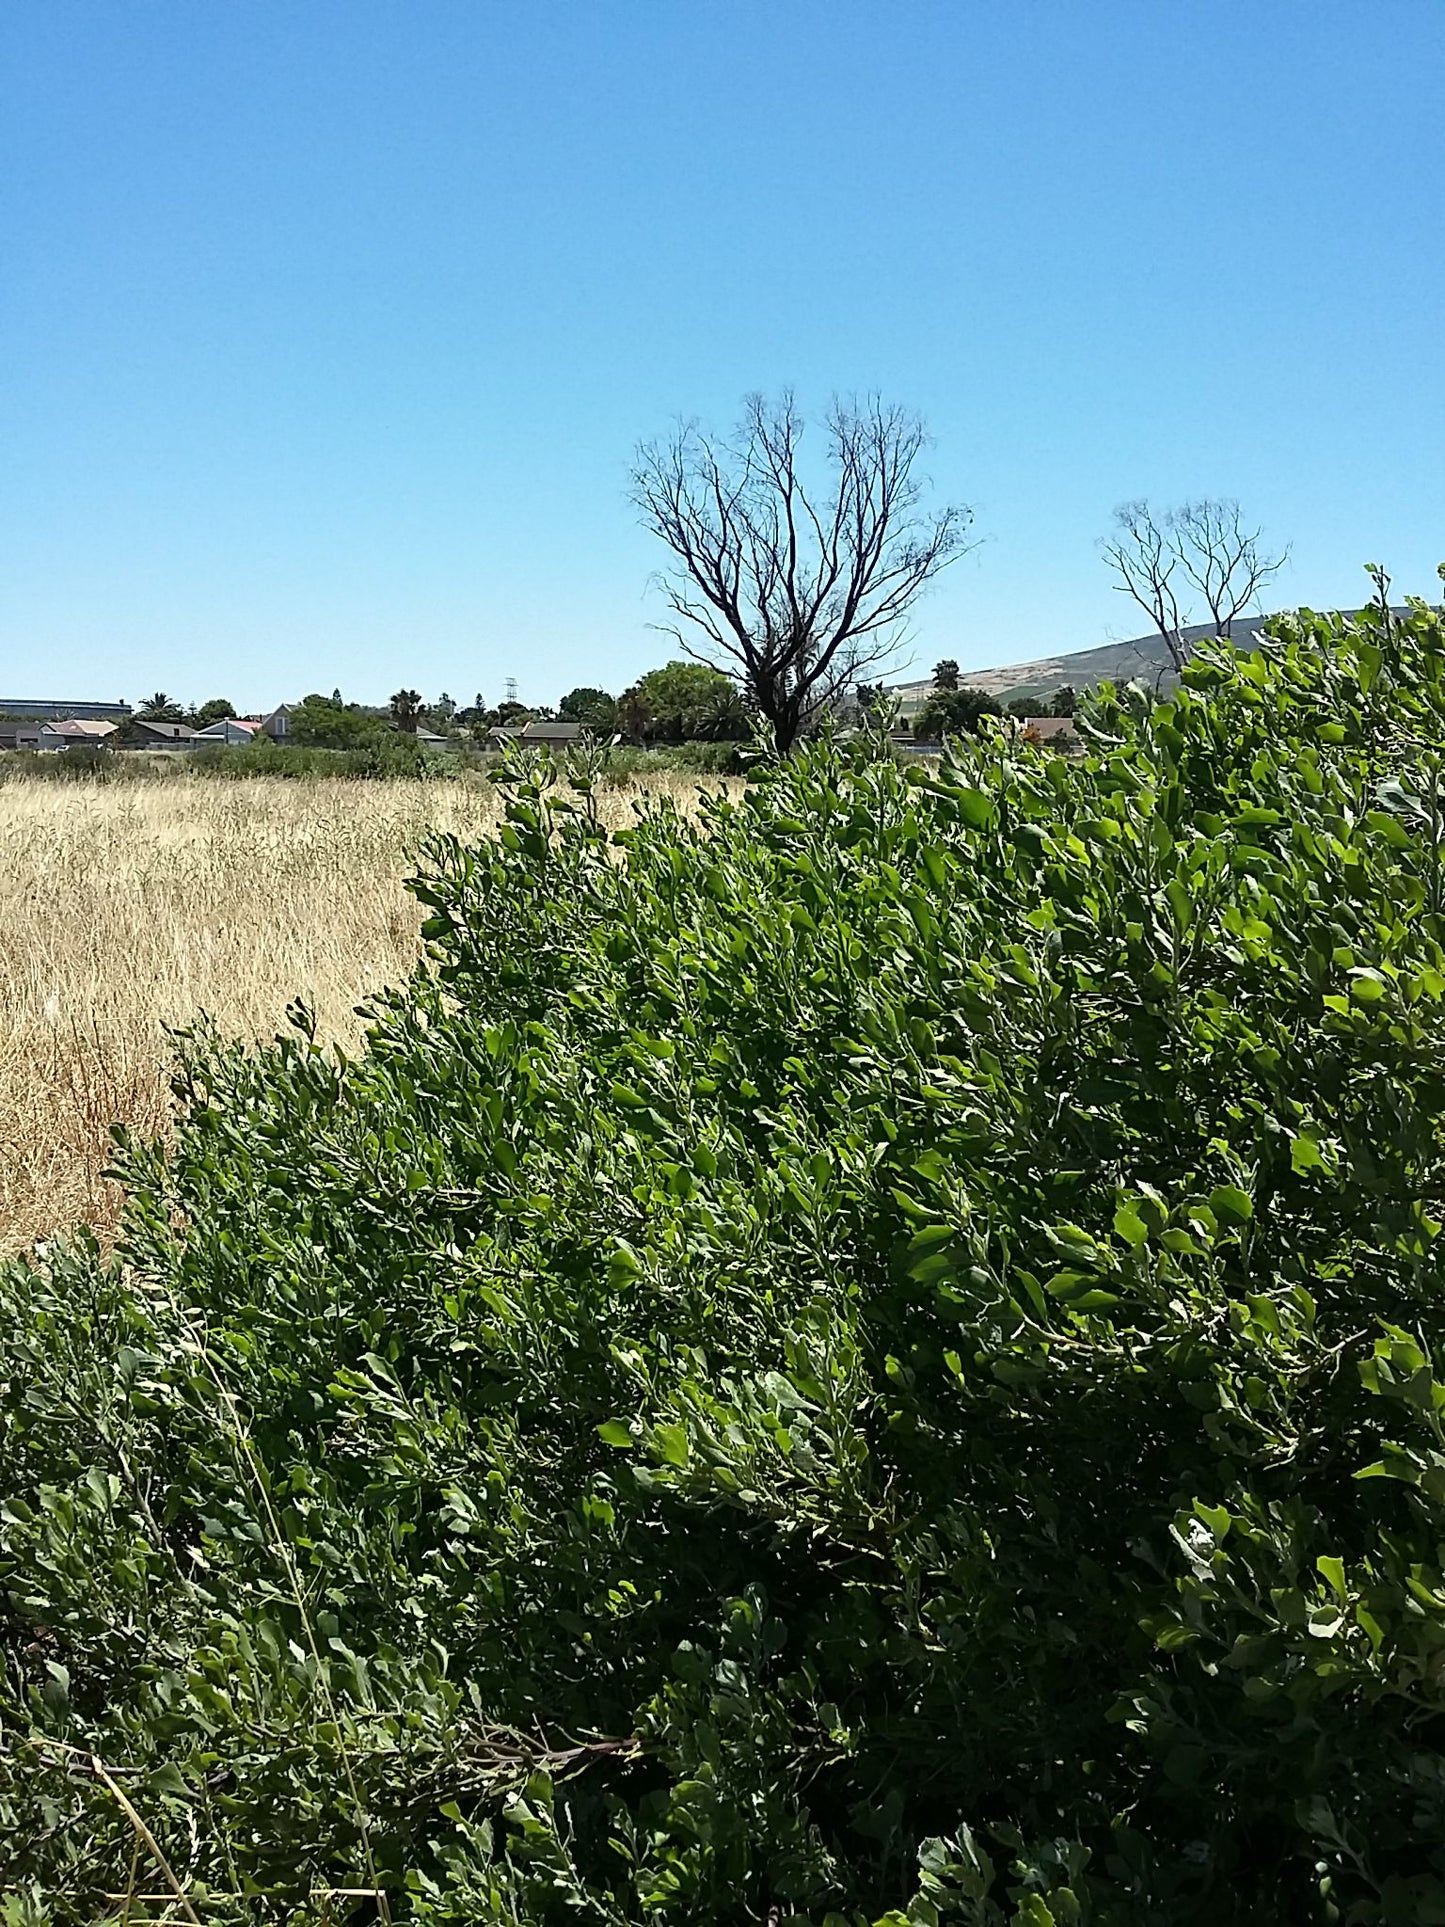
[892,608,1439,714]
[889,616,1288,716]
[960,618,1255,704]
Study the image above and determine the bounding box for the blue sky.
[2,1,1442,711]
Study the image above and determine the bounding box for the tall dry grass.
[0,771,718,1255]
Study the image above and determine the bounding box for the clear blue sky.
[3,2,1442,711]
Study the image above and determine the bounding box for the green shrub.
[189,735,448,779]
[651,738,750,774]
[7,591,1445,1919]
[912,684,1004,741]
[0,740,469,784]
[577,739,749,786]
[0,748,148,783]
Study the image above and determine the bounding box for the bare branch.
[1169,498,1289,636]
[1101,500,1188,672]
[1100,495,1288,672]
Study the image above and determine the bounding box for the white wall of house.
[35,722,116,750]
[192,719,257,746]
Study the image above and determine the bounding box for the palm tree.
[618,686,652,746]
[389,689,422,735]
[138,691,184,721]
[699,686,751,741]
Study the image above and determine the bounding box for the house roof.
[130,719,197,741]
[42,718,116,739]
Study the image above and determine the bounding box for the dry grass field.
[0,771,718,1255]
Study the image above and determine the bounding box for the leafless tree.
[1101,497,1289,674]
[632,392,972,751]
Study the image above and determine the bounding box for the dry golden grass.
[0,771,719,1255]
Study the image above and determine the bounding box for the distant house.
[121,719,199,751]
[192,709,290,747]
[35,719,117,751]
[414,727,451,751]
[488,719,584,750]
[192,717,262,747]
[1,715,135,751]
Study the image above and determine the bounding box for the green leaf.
[608,1240,644,1283]
[907,1250,954,1285]
[1016,1897,1057,1926]
[596,1421,633,1448]
[1356,639,1383,691]
[1365,809,1413,849]
[609,1082,651,1110]
[1045,1272,1120,1311]
[1289,1134,1324,1174]
[905,1224,955,1257]
[1316,1555,1346,1598]
[1207,1185,1253,1225]
[652,1423,690,1467]
[1355,1605,1385,1650]
[1113,1205,1149,1249]
[1194,1502,1232,1539]
[1348,969,1387,1004]
[1145,1618,1199,1652]
[1355,1459,1419,1484]
[954,788,996,830]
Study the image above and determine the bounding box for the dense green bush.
[188,735,448,779]
[7,590,1445,1920]
[0,748,143,783]
[912,685,1003,741]
[0,738,748,788]
[580,739,751,785]
[0,739,461,782]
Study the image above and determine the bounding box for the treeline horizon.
[111,654,1085,755]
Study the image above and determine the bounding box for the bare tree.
[1101,497,1289,675]
[632,392,971,751]
[1101,503,1187,673]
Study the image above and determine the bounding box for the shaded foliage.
[7,591,1445,1920]
[559,687,621,732]
[913,684,1003,741]
[634,661,740,742]
[288,694,393,751]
